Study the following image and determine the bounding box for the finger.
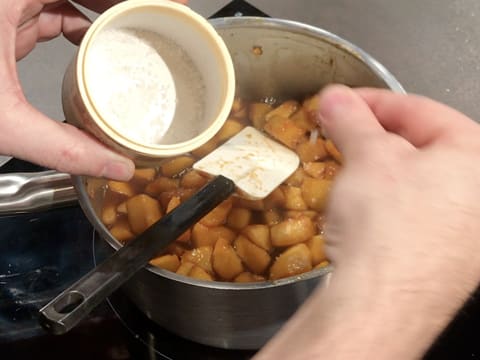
[38,0,188,45]
[72,0,123,14]
[41,0,188,43]
[0,96,134,180]
[15,13,41,60]
[14,2,91,58]
[317,84,387,159]
[72,0,188,14]
[37,2,91,45]
[354,88,477,147]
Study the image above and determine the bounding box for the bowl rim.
[76,0,236,157]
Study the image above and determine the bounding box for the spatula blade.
[193,126,299,200]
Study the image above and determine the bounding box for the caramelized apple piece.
[234,235,271,275]
[270,216,316,247]
[270,244,313,280]
[126,194,162,234]
[213,238,244,280]
[150,254,180,272]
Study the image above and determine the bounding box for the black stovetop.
[1,1,479,358]
[1,161,479,360]
[1,175,480,359]
[0,202,254,359]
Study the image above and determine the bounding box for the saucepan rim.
[73,16,404,291]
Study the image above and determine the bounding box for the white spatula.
[194,126,299,199]
[39,126,299,335]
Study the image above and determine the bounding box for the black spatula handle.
[39,175,235,335]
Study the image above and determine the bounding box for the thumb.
[0,4,134,181]
[1,98,135,180]
[317,85,386,160]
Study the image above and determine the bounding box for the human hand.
[0,0,187,180]
[322,85,480,303]
[255,85,480,359]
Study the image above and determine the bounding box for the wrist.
[255,265,478,360]
[313,266,477,359]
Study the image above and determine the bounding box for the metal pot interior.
[212,17,404,101]
[74,16,404,290]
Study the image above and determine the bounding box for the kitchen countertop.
[18,0,480,121]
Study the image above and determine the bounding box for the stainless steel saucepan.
[0,17,404,349]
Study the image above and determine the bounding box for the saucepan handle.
[39,175,235,335]
[0,170,78,215]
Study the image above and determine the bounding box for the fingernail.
[101,160,135,181]
[316,112,325,126]
[319,85,354,120]
[311,112,329,138]
[320,124,329,139]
